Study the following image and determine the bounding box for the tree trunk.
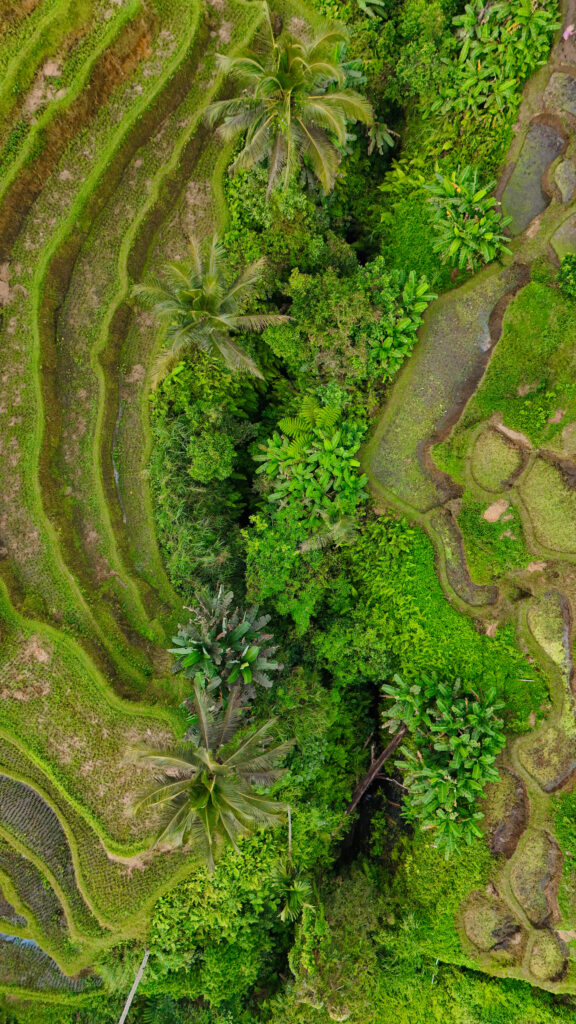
[346,724,408,815]
[117,949,150,1024]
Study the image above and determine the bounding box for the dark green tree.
[132,233,288,385]
[206,17,373,195]
[133,684,293,870]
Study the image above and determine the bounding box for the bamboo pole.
[117,949,150,1024]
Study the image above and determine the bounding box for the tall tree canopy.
[206,19,373,195]
[133,234,287,384]
[133,685,292,869]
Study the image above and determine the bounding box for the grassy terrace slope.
[0,0,264,998]
[366,1,576,995]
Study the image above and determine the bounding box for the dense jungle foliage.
[134,2,570,1022]
[8,0,575,1022]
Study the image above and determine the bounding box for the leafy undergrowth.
[451,278,576,446]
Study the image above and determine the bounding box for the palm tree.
[132,234,288,386]
[205,18,373,195]
[271,860,315,922]
[133,685,293,869]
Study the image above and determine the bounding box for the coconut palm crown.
[205,19,374,195]
[132,233,288,386]
[133,685,293,869]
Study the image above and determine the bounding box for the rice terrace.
[6,0,576,1021]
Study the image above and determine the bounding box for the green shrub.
[312,516,547,728]
[243,506,332,633]
[558,253,576,299]
[255,402,368,536]
[359,259,436,377]
[187,429,236,483]
[425,165,511,270]
[382,673,505,853]
[149,353,259,594]
[263,259,434,389]
[429,0,560,129]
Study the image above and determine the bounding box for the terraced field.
[0,0,269,1001]
[366,2,576,994]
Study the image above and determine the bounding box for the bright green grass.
[0,585,183,846]
[42,0,204,654]
[470,428,523,493]
[324,517,547,731]
[518,459,576,555]
[0,748,196,930]
[456,491,529,585]
[0,0,195,690]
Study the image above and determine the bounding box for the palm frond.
[305,28,348,62]
[229,115,277,175]
[266,131,288,196]
[213,687,244,748]
[211,334,264,378]
[131,279,173,311]
[217,52,269,80]
[304,100,348,143]
[192,682,212,749]
[233,313,291,332]
[215,108,264,143]
[149,341,190,390]
[204,95,260,125]
[187,236,204,278]
[222,257,267,305]
[297,120,340,193]
[316,89,374,125]
[161,260,200,293]
[239,740,295,777]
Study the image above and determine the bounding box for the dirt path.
[366,0,576,992]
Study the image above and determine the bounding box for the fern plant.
[140,996,184,1024]
[255,401,368,537]
[277,395,341,441]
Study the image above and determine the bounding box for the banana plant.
[382,673,505,854]
[255,401,367,536]
[426,165,512,271]
[170,585,282,702]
